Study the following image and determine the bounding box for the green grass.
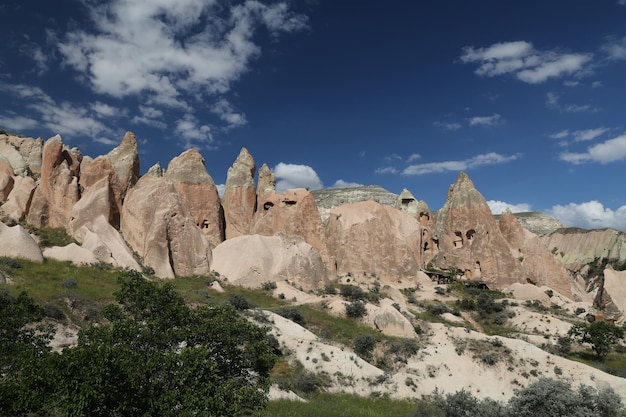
[568,350,626,378]
[297,304,381,346]
[0,258,121,304]
[258,393,422,417]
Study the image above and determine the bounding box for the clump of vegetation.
[22,225,77,248]
[261,281,277,291]
[353,333,376,359]
[345,300,367,318]
[568,320,625,361]
[0,271,278,416]
[273,307,306,326]
[60,277,78,289]
[0,257,22,270]
[228,292,251,310]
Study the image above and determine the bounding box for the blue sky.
[1,0,626,230]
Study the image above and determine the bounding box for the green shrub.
[345,300,367,318]
[261,281,277,291]
[61,277,78,289]
[340,285,367,301]
[353,334,376,358]
[273,307,306,326]
[228,293,250,310]
[43,303,66,321]
[427,303,447,315]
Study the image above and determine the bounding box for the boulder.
[165,149,224,249]
[366,299,418,338]
[222,148,256,239]
[211,234,327,291]
[595,267,626,322]
[43,243,99,265]
[0,138,28,175]
[0,222,43,262]
[325,200,422,281]
[75,215,141,271]
[120,170,211,278]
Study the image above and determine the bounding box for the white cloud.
[0,82,118,140]
[175,114,213,149]
[545,92,597,113]
[402,152,520,175]
[407,153,421,163]
[487,200,532,214]
[91,102,120,118]
[592,81,603,88]
[563,80,579,87]
[58,0,306,107]
[211,98,247,128]
[559,134,626,164]
[602,37,626,60]
[273,162,323,192]
[331,179,364,189]
[216,183,226,198]
[547,201,626,231]
[0,113,40,131]
[549,129,569,139]
[469,113,502,126]
[572,127,608,142]
[434,121,462,131]
[131,106,167,129]
[619,0,626,5]
[461,41,592,84]
[374,167,399,175]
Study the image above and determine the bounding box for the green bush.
[273,307,306,326]
[61,277,78,289]
[353,334,376,358]
[345,300,367,318]
[228,293,250,310]
[340,285,367,301]
[261,281,277,291]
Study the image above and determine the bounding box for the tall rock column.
[222,148,256,239]
[165,149,224,249]
[26,135,80,227]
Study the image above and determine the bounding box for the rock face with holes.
[211,233,327,291]
[432,172,527,288]
[165,149,224,249]
[499,208,573,299]
[253,188,328,265]
[222,148,257,239]
[324,200,423,281]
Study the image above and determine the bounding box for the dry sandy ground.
[264,279,626,403]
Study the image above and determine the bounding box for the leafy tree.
[1,271,278,416]
[0,291,56,415]
[567,321,625,361]
[507,377,622,417]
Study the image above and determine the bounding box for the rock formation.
[499,209,573,298]
[0,158,14,200]
[211,233,327,290]
[257,163,276,196]
[43,243,99,265]
[222,148,257,239]
[27,135,80,227]
[0,176,36,221]
[0,221,43,262]
[253,188,328,266]
[432,172,529,288]
[312,185,399,222]
[165,149,224,249]
[105,131,140,194]
[540,228,626,267]
[325,200,423,281]
[120,168,211,278]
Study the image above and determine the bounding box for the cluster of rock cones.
[1,131,623,313]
